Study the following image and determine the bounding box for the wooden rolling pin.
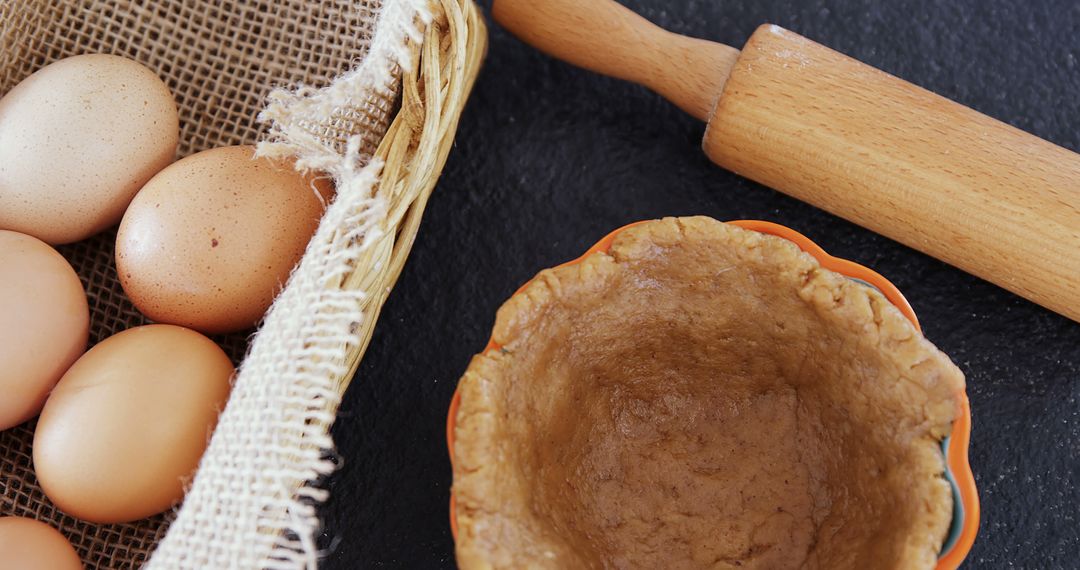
[493,0,1080,323]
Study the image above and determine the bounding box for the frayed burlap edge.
[144,0,486,567]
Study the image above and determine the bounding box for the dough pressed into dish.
[452,217,963,570]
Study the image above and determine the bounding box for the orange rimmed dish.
[447,219,978,568]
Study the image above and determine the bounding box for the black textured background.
[320,1,1080,568]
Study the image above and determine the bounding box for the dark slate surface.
[320,0,1080,567]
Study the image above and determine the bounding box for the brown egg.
[0,230,89,430]
[0,54,179,244]
[33,324,234,524]
[0,517,83,570]
[115,145,333,334]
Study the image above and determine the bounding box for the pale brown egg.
[0,54,178,244]
[115,145,333,334]
[33,324,234,524]
[0,230,88,430]
[0,517,83,570]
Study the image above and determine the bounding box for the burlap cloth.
[0,0,437,567]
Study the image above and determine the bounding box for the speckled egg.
[0,54,179,244]
[115,145,333,334]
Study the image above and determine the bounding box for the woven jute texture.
[0,0,485,567]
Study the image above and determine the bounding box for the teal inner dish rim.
[940,436,964,556]
[848,277,963,559]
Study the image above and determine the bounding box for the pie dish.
[449,217,977,569]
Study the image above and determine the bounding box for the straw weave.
[0,0,485,567]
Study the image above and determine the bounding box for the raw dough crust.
[453,217,963,570]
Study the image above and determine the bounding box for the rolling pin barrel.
[705,25,1080,321]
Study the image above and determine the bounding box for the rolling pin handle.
[492,0,740,121]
